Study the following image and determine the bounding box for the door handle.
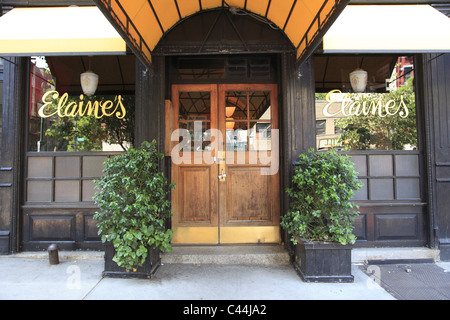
[218,168,226,181]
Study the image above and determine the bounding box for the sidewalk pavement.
[0,248,449,301]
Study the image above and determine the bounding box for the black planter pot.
[103,242,161,279]
[291,238,354,283]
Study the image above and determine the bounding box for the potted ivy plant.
[93,140,174,279]
[281,148,362,283]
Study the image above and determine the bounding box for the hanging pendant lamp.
[349,68,368,93]
[80,56,99,96]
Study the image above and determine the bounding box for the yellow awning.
[323,5,450,53]
[95,0,348,67]
[0,7,126,56]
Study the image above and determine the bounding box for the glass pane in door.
[249,91,271,121]
[178,91,211,151]
[226,122,248,151]
[249,122,271,151]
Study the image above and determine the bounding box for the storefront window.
[315,55,418,151]
[28,56,135,152]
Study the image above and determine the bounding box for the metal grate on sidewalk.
[360,263,450,300]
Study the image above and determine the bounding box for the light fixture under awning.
[0,6,126,56]
[323,5,450,53]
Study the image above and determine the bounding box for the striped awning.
[94,0,349,67]
[0,6,126,56]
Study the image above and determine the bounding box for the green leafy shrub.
[93,140,174,271]
[281,149,362,245]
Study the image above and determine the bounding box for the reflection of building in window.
[29,57,56,151]
[387,56,414,91]
[316,88,417,151]
[334,120,343,134]
[315,99,345,150]
[316,120,326,135]
[315,54,417,151]
[28,56,135,152]
[395,56,414,88]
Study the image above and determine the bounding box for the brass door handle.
[218,169,226,181]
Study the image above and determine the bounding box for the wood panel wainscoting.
[346,151,427,247]
[22,152,121,251]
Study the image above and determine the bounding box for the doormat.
[360,263,450,300]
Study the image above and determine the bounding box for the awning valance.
[0,6,126,56]
[323,5,450,53]
[94,0,349,67]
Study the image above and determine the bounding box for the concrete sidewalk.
[0,246,448,300]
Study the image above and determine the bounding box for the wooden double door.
[170,84,280,244]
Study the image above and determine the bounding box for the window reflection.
[226,122,248,151]
[315,55,418,151]
[28,56,135,152]
[249,122,271,151]
[225,90,272,151]
[179,121,212,151]
[178,91,211,151]
[249,91,270,121]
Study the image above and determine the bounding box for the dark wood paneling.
[280,53,316,249]
[55,157,80,178]
[83,214,100,242]
[27,180,52,202]
[396,178,421,200]
[423,53,450,259]
[54,181,80,202]
[22,153,119,250]
[25,153,119,204]
[27,157,52,178]
[375,214,419,241]
[135,57,165,150]
[355,205,426,246]
[353,214,367,241]
[0,57,27,253]
[369,179,395,200]
[81,180,96,202]
[346,152,423,202]
[0,187,12,228]
[336,150,427,246]
[22,208,101,251]
[82,156,108,177]
[29,215,75,241]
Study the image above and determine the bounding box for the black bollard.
[47,244,59,265]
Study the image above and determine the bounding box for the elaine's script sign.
[322,90,409,119]
[38,91,126,119]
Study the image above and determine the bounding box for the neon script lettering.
[323,90,409,119]
[38,91,127,119]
